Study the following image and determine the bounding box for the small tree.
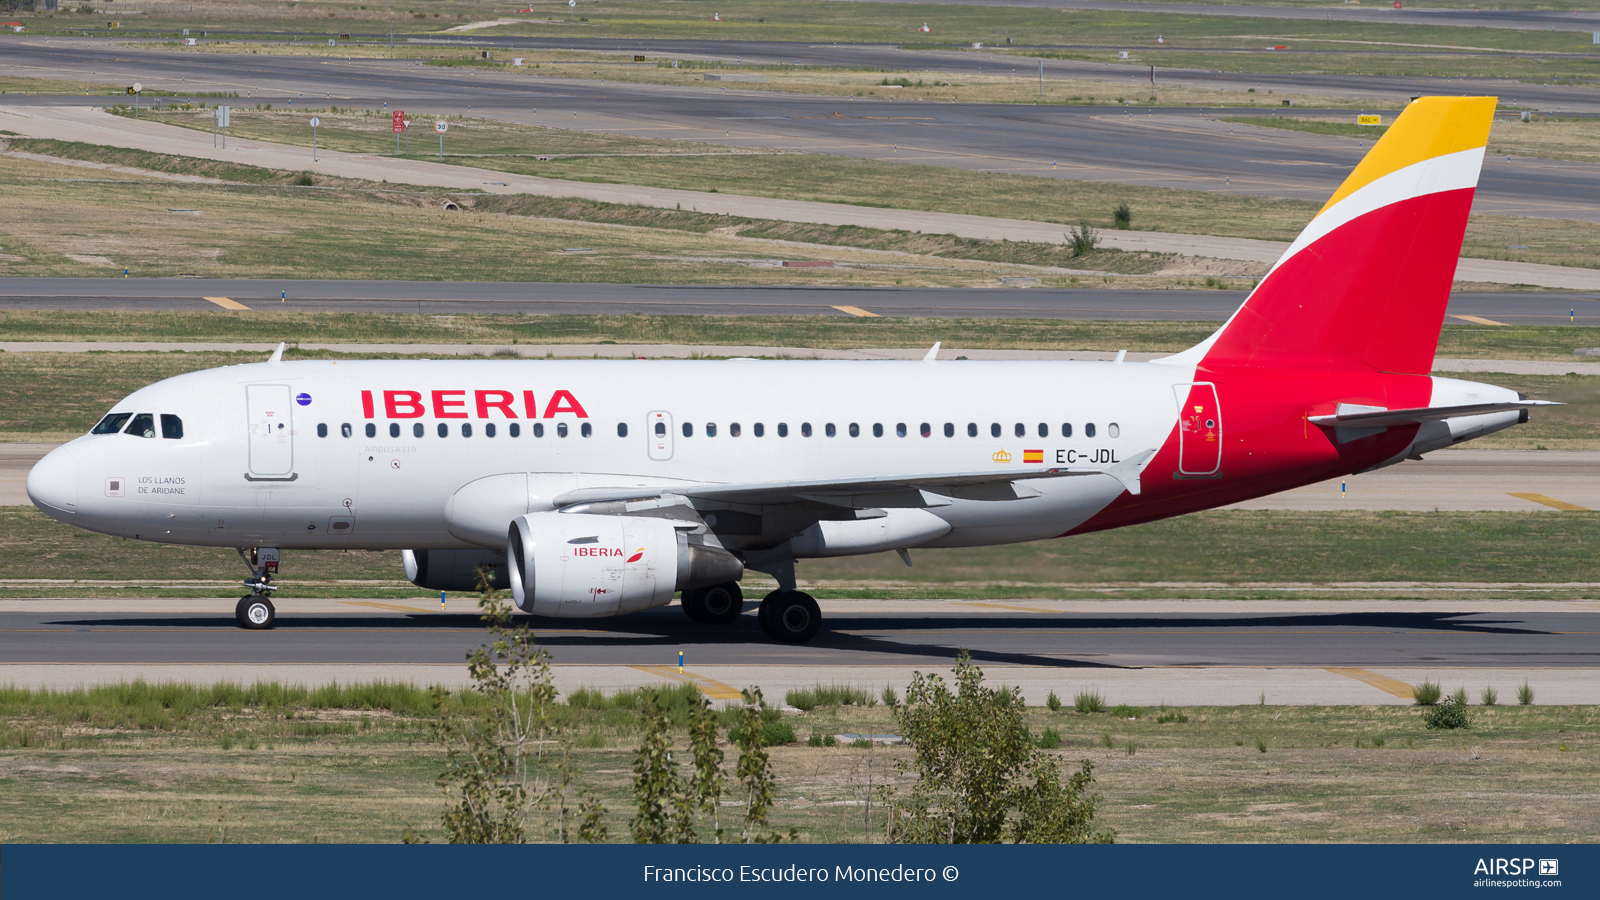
[435,591,578,843]
[630,691,682,843]
[1067,221,1100,256]
[686,692,727,842]
[888,651,1113,844]
[733,688,794,843]
[1112,202,1132,229]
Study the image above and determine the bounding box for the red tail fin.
[1173,97,1496,375]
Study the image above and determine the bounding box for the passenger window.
[437,423,448,438]
[617,422,628,438]
[341,423,352,438]
[389,423,400,438]
[533,423,544,438]
[920,423,931,438]
[161,415,184,440]
[683,422,694,438]
[754,423,765,437]
[1014,423,1025,438]
[730,423,741,437]
[557,423,569,438]
[873,423,883,438]
[944,423,954,438]
[365,423,376,438]
[510,423,522,437]
[462,423,473,438]
[1037,423,1048,438]
[317,423,328,438]
[487,423,498,438]
[92,412,132,435]
[968,423,978,438]
[1062,423,1072,438]
[896,423,907,438]
[801,422,813,437]
[849,423,859,437]
[825,423,836,437]
[990,423,1001,438]
[777,423,788,437]
[1108,423,1120,438]
[413,423,424,438]
[706,423,717,438]
[581,422,592,437]
[126,413,156,438]
[1086,423,1097,438]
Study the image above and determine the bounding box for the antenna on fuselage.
[922,342,941,363]
[268,342,286,364]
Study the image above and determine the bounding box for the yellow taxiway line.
[1508,492,1589,511]
[203,296,251,310]
[831,305,881,317]
[1449,314,1508,326]
[1324,667,1417,698]
[631,664,744,700]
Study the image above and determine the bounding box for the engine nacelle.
[402,549,509,592]
[506,513,743,617]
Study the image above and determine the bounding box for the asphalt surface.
[2,606,1593,668]
[0,279,1596,322]
[8,40,1600,218]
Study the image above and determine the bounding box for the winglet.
[268,342,286,364]
[923,342,941,363]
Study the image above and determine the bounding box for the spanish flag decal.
[1023,449,1044,464]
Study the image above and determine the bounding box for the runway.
[7,40,1600,219]
[1,602,1594,670]
[2,280,1597,324]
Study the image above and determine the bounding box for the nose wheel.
[236,594,276,629]
[758,590,821,643]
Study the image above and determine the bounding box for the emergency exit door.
[246,384,295,477]
[1174,383,1221,476]
[647,410,673,461]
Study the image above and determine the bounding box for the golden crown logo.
[992,448,1013,464]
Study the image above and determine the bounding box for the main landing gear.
[758,590,821,644]
[235,547,279,630]
[680,581,744,624]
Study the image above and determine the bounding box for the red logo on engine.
[626,548,645,563]
[574,547,625,557]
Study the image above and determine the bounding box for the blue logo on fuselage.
[296,393,312,406]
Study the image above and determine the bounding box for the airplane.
[27,96,1552,642]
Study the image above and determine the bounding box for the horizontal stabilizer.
[1308,400,1560,429]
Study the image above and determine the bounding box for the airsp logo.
[1473,858,1556,876]
[1540,860,1559,877]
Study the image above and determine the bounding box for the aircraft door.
[246,384,295,477]
[647,411,673,461]
[1174,383,1221,475]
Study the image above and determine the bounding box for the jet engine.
[506,512,743,617]
[402,549,510,592]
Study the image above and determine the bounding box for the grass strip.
[7,507,1600,595]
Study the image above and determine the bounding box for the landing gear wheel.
[758,590,821,643]
[699,582,744,624]
[236,594,275,630]
[679,587,710,623]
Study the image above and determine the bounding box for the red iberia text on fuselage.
[360,389,589,419]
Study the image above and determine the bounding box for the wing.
[551,450,1158,510]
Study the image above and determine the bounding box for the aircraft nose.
[27,444,79,524]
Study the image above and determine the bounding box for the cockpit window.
[161,414,184,440]
[91,412,132,435]
[125,413,157,439]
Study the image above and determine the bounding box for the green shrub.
[1124,741,1136,756]
[292,172,315,186]
[1099,731,1115,749]
[806,731,838,747]
[1518,681,1535,706]
[1480,686,1498,707]
[731,719,796,746]
[881,684,899,708]
[1156,710,1188,724]
[785,684,874,711]
[1412,679,1442,706]
[1110,704,1144,719]
[1036,727,1061,749]
[1372,736,1385,748]
[1423,698,1470,730]
[849,738,872,749]
[1067,221,1099,256]
[1045,690,1062,712]
[1255,737,1268,753]
[1112,202,1132,229]
[1074,690,1106,714]
[1450,686,1469,708]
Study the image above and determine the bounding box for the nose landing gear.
[235,547,280,630]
